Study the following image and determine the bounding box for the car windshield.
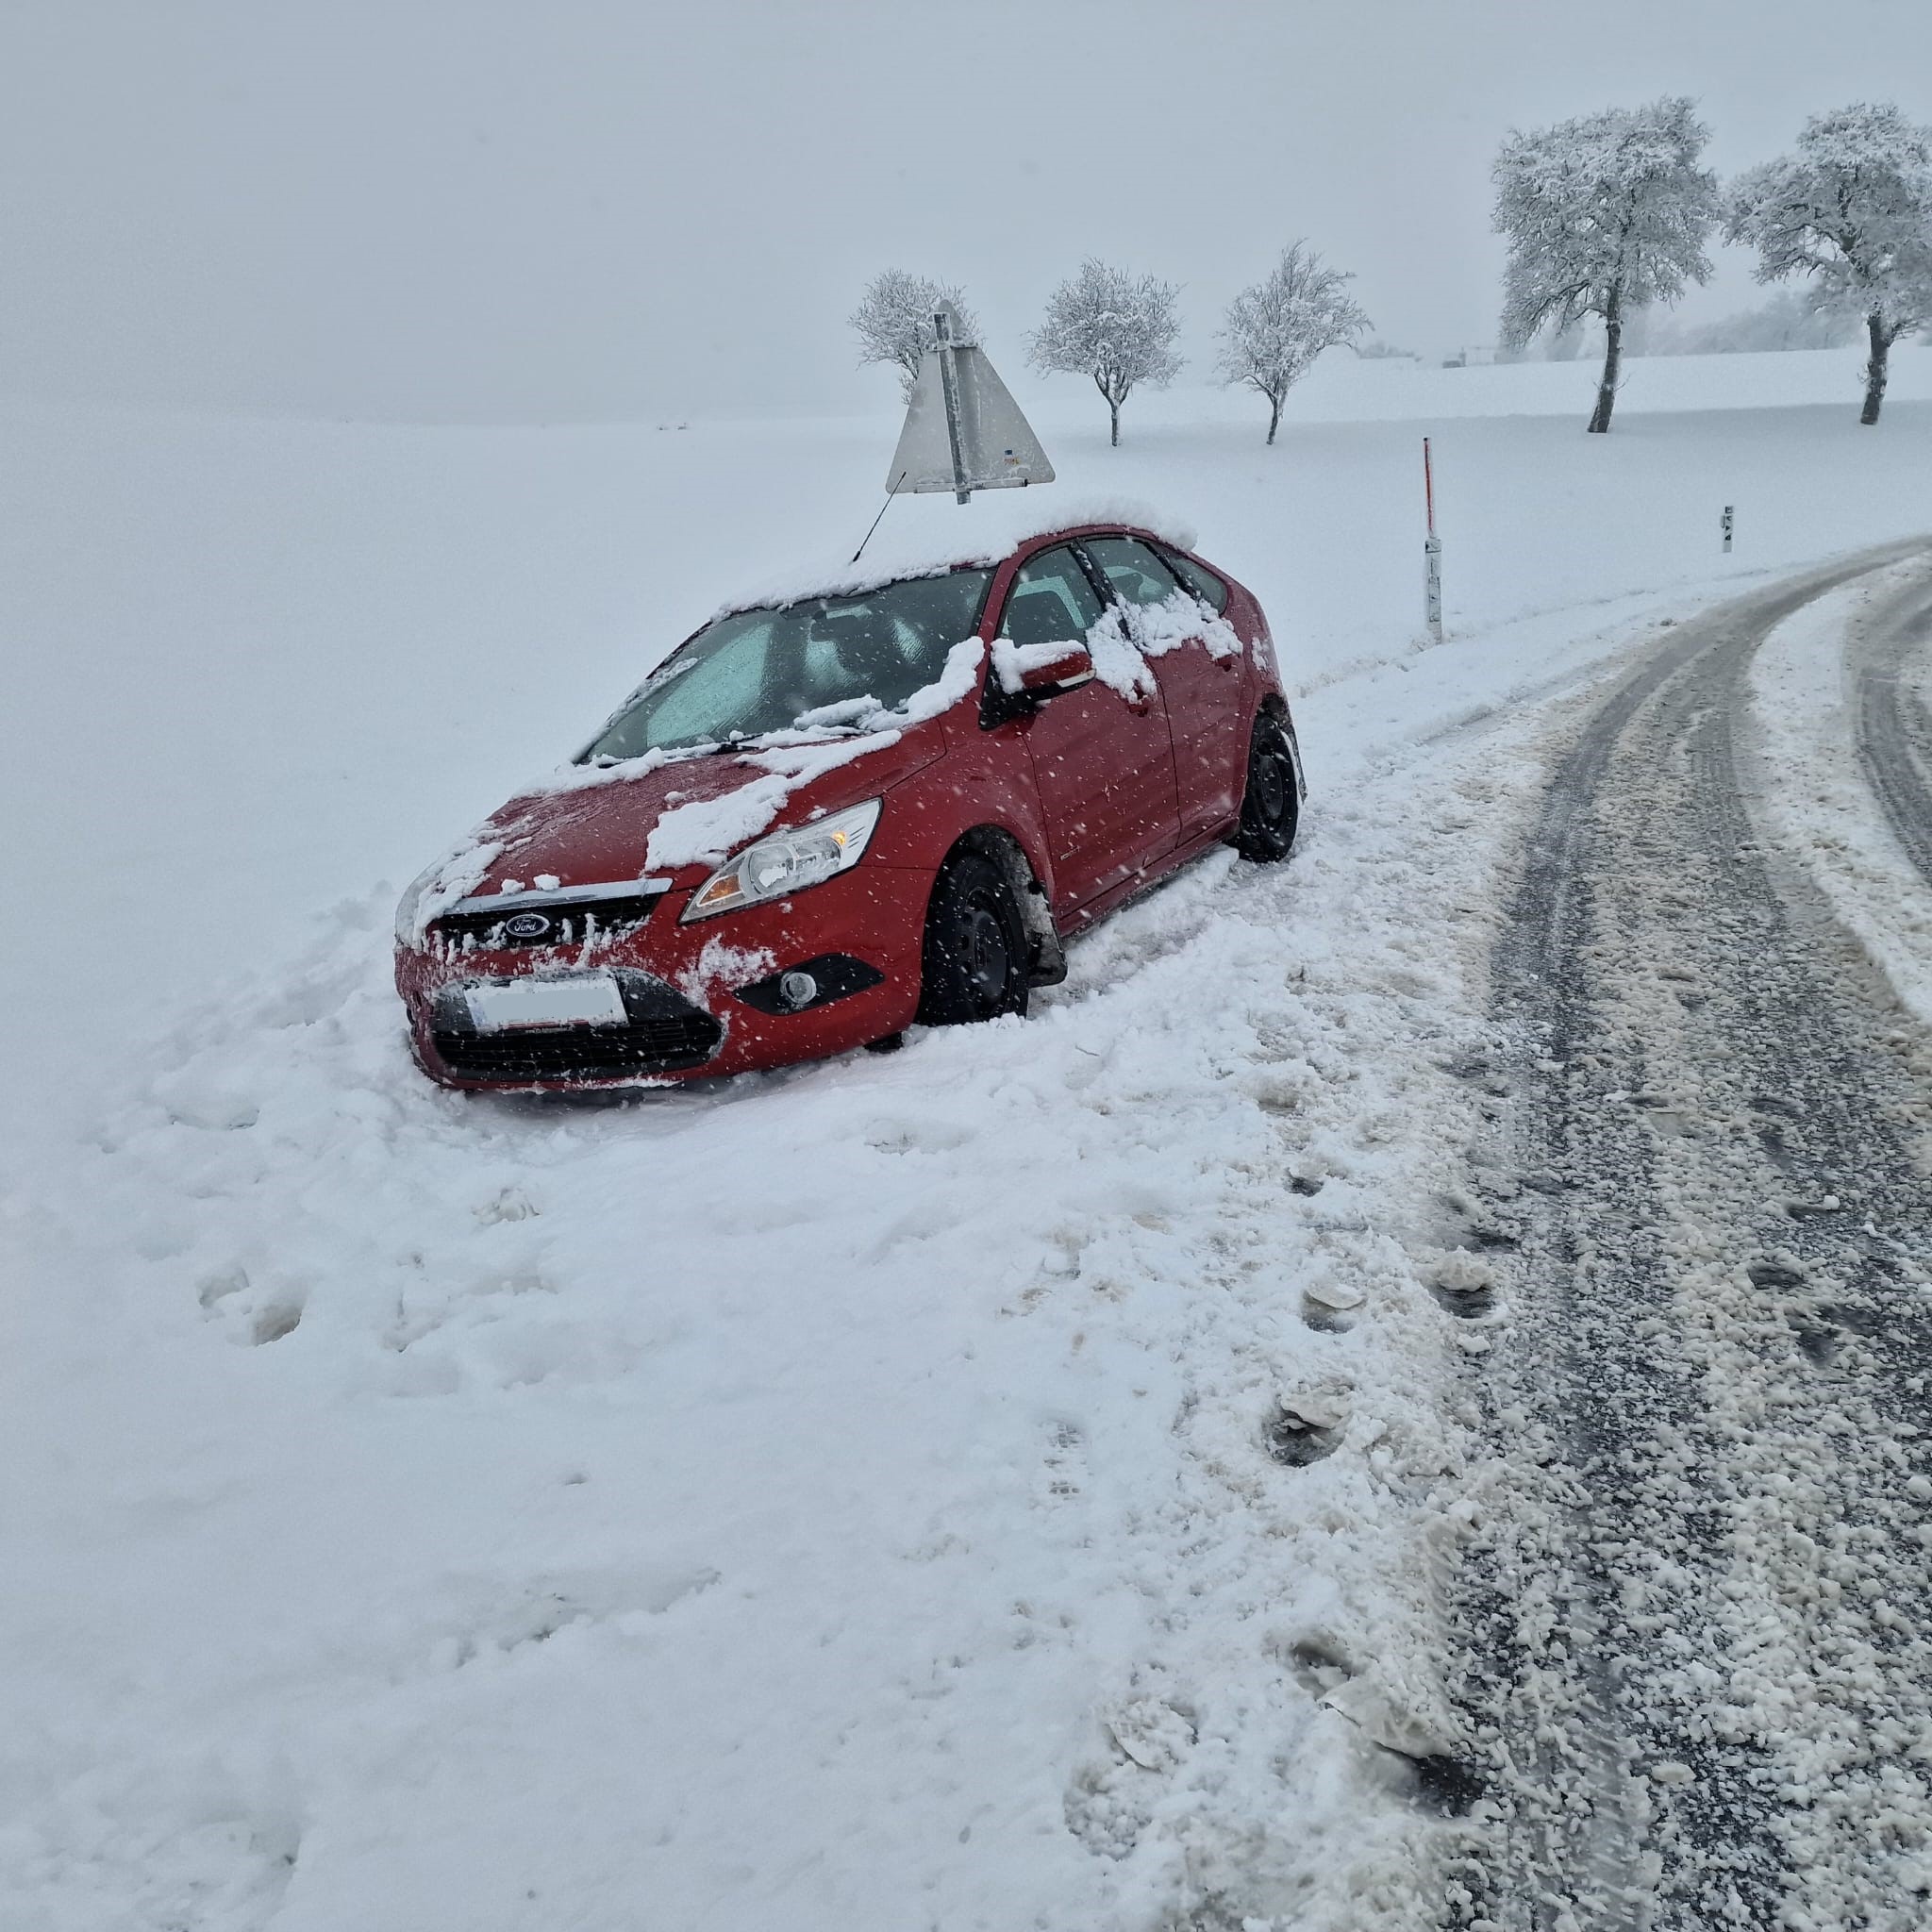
[579,568,995,762]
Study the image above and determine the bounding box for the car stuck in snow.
[394,515,1305,1090]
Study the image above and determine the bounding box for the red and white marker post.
[1423,437,1444,647]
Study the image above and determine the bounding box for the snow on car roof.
[713,493,1201,620]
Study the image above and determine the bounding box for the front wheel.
[916,854,1031,1026]
[1233,712,1302,862]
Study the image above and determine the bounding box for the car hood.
[462,725,944,899]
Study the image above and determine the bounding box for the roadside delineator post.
[1722,505,1734,554]
[1424,437,1444,647]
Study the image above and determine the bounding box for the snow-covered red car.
[394,515,1304,1090]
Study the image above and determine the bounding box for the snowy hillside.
[8,347,1930,1133]
[4,355,1931,1929]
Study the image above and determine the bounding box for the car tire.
[917,854,1031,1026]
[1233,712,1301,862]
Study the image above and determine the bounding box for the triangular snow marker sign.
[888,304,1055,499]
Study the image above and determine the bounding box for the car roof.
[711,494,1204,622]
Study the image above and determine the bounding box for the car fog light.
[779,970,819,1010]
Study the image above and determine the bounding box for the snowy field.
[8,343,1930,1137]
[4,348,1932,1929]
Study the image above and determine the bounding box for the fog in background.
[6,0,1929,422]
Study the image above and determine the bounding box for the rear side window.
[1160,547,1229,614]
[998,546,1105,646]
[1082,536,1184,608]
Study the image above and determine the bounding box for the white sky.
[4,0,1928,419]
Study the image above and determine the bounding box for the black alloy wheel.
[1234,712,1302,862]
[916,854,1031,1026]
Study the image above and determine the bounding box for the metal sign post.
[1423,437,1444,647]
[1722,505,1734,554]
[933,310,970,506]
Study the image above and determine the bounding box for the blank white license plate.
[466,973,628,1033]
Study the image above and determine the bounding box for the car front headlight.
[680,798,882,923]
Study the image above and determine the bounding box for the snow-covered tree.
[1216,242,1372,444]
[1492,96,1720,433]
[1028,259,1181,446]
[1725,104,1932,425]
[849,271,981,398]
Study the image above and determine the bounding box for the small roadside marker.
[1424,438,1444,646]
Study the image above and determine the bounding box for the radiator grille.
[428,892,660,953]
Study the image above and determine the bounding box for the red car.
[395,520,1304,1090]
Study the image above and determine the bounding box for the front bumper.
[395,865,929,1090]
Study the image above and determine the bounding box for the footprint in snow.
[1423,1251,1499,1320]
[1787,1311,1840,1367]
[1041,1420,1086,1501]
[1063,1696,1198,1859]
[1301,1275,1362,1334]
[1265,1385,1350,1466]
[1284,1634,1355,1695]
[475,1186,540,1225]
[250,1300,305,1345]
[1321,1674,1486,1817]
[196,1264,307,1345]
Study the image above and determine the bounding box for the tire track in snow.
[1452,542,1932,1932]
[1855,578,1932,889]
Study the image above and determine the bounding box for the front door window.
[998,546,1104,646]
[996,545,1180,911]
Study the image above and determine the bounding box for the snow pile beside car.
[1,708,1533,1929]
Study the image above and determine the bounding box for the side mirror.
[991,639,1096,699]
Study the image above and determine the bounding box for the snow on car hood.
[479,730,937,897]
[399,639,983,937]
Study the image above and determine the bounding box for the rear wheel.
[1234,712,1301,862]
[916,854,1030,1025]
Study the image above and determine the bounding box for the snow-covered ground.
[4,351,1931,1929]
[9,346,1931,1137]
[1749,559,1932,1027]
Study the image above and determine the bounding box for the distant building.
[1357,342,1424,369]
[1441,345,1498,369]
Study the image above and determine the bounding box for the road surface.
[1453,545,1932,1931]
